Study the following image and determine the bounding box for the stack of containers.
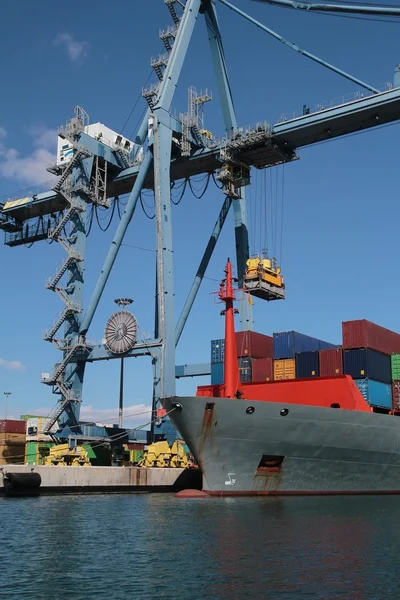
[274,331,336,380]
[342,320,400,410]
[237,331,273,383]
[210,332,274,384]
[0,420,26,465]
[21,414,58,464]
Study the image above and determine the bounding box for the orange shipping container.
[273,358,296,381]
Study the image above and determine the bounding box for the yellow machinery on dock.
[44,444,91,466]
[243,254,285,301]
[139,440,189,468]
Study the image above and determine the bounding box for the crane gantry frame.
[1,0,400,443]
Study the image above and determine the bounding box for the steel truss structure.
[2,0,400,442]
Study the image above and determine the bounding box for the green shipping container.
[25,441,54,465]
[25,441,38,464]
[392,354,400,381]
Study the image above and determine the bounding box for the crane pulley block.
[216,162,250,198]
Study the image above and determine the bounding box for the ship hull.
[164,396,400,495]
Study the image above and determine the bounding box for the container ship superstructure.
[165,260,400,496]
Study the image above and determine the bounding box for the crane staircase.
[143,0,186,109]
[42,106,104,435]
[143,2,213,157]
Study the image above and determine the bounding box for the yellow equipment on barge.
[44,444,91,466]
[139,440,189,468]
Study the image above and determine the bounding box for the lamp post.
[114,298,133,428]
[3,392,11,421]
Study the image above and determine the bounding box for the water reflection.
[0,494,398,599]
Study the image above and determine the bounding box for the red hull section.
[319,348,343,377]
[342,319,400,355]
[197,375,370,412]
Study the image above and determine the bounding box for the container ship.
[165,260,400,496]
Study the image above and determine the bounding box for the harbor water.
[0,494,399,599]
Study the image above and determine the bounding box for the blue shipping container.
[295,351,320,378]
[211,360,252,384]
[354,379,392,409]
[211,339,225,364]
[211,362,224,384]
[343,348,391,384]
[273,331,336,360]
[239,357,252,383]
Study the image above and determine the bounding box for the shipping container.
[0,432,26,445]
[354,379,392,409]
[25,441,38,464]
[212,332,273,363]
[252,357,273,382]
[238,357,252,383]
[0,420,26,435]
[211,362,224,385]
[295,351,320,379]
[25,441,55,465]
[211,339,225,364]
[319,348,343,377]
[392,354,400,381]
[273,358,296,380]
[236,331,273,358]
[392,381,400,410]
[238,357,252,368]
[343,348,391,384]
[273,331,336,360]
[342,320,400,355]
[211,360,253,384]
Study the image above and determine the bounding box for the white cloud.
[27,126,58,150]
[0,147,55,185]
[80,403,152,427]
[53,33,89,64]
[0,125,56,185]
[0,358,27,372]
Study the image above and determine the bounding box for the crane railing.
[276,82,394,124]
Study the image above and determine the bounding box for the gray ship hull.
[164,395,400,495]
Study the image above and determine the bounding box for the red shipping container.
[0,420,26,434]
[236,331,273,359]
[342,320,400,355]
[252,357,273,382]
[320,348,343,377]
[392,382,400,410]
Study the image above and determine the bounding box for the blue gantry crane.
[1,0,400,444]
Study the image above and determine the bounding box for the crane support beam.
[251,0,400,16]
[4,85,400,245]
[80,150,153,336]
[219,0,379,93]
[86,340,162,362]
[175,196,232,345]
[205,0,253,331]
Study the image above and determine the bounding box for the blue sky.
[1,0,400,424]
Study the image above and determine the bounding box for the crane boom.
[250,0,400,17]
